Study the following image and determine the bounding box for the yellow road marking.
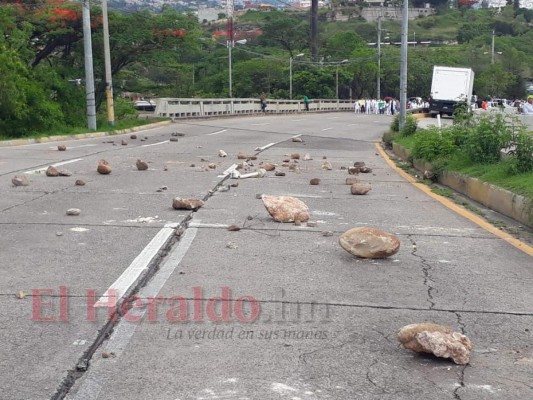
[375,142,533,257]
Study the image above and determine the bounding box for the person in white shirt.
[522,95,533,114]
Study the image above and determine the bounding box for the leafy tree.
[258,11,308,57]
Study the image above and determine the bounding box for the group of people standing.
[354,98,401,115]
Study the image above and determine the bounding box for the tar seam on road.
[375,143,533,257]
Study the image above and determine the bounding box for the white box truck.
[429,66,475,117]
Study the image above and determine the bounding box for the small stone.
[230,182,239,188]
[307,221,317,227]
[290,153,300,160]
[66,208,81,216]
[353,161,366,167]
[255,193,263,199]
[348,166,360,175]
[228,224,241,231]
[262,163,276,171]
[130,134,137,139]
[248,156,258,161]
[345,177,359,185]
[171,132,179,136]
[226,242,238,249]
[340,166,347,170]
[321,161,333,170]
[310,178,320,185]
[172,197,204,210]
[160,186,168,190]
[322,231,334,237]
[177,132,185,137]
[175,228,185,237]
[360,166,372,173]
[57,145,67,151]
[56,232,64,236]
[163,166,168,171]
[294,220,301,226]
[97,160,112,175]
[101,352,110,359]
[339,227,400,259]
[15,291,26,299]
[12,176,30,187]
[121,139,128,145]
[190,164,195,168]
[288,164,299,172]
[58,169,72,177]
[303,153,312,161]
[275,171,286,177]
[237,152,248,160]
[398,323,473,365]
[208,163,216,169]
[169,137,178,142]
[136,159,149,171]
[140,138,146,142]
[351,183,371,195]
[281,162,290,167]
[283,159,290,163]
[262,195,310,223]
[75,179,86,186]
[322,156,327,159]
[46,166,60,177]
[292,137,303,142]
[219,150,228,157]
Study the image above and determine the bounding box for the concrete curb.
[392,142,533,228]
[0,120,172,148]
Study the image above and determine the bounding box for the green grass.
[431,186,454,198]
[393,134,417,149]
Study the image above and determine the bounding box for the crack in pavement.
[452,312,468,400]
[0,192,51,213]
[408,235,436,310]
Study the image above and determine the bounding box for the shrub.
[400,114,418,136]
[508,132,533,174]
[464,113,513,164]
[411,127,457,162]
[390,114,400,132]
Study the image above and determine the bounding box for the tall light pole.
[377,15,382,100]
[82,0,96,130]
[491,29,495,64]
[102,0,114,126]
[399,0,409,129]
[336,59,348,99]
[226,0,234,97]
[290,53,304,100]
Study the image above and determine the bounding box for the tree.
[258,11,308,57]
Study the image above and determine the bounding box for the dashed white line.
[321,127,333,131]
[291,119,303,122]
[250,123,270,126]
[208,129,227,136]
[48,144,97,150]
[141,140,169,147]
[347,123,358,126]
[24,158,83,174]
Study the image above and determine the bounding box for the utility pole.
[82,0,97,130]
[491,29,495,65]
[310,0,318,59]
[102,0,115,126]
[399,0,408,129]
[377,15,382,100]
[226,0,234,97]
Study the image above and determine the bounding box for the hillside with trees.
[1,0,533,136]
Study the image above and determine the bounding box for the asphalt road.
[0,113,531,400]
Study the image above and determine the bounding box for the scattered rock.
[227,224,241,231]
[322,231,334,237]
[353,161,366,167]
[176,132,185,137]
[172,197,204,210]
[15,291,26,299]
[75,179,86,186]
[58,169,72,177]
[160,186,168,191]
[12,176,30,187]
[190,164,196,168]
[130,134,137,139]
[423,170,436,181]
[360,166,372,173]
[294,220,302,226]
[351,183,371,195]
[46,166,60,177]
[230,182,239,187]
[255,193,263,199]
[208,163,217,169]
[307,221,317,227]
[97,160,112,175]
[322,156,327,159]
[219,150,228,157]
[262,195,310,223]
[398,323,473,365]
[171,132,179,136]
[169,137,179,142]
[275,171,286,177]
[292,137,303,142]
[226,242,238,249]
[57,145,67,151]
[288,164,299,172]
[217,185,230,192]
[345,177,359,185]
[281,162,290,168]
[237,152,248,160]
[56,232,64,236]
[348,166,360,175]
[136,159,149,171]
[290,153,300,160]
[140,138,146,142]
[261,163,276,171]
[283,158,290,163]
[310,178,320,185]
[121,140,128,145]
[321,161,333,170]
[66,208,81,216]
[339,227,400,259]
[303,153,312,161]
[247,156,258,161]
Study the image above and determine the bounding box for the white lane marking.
[327,117,339,119]
[347,123,358,126]
[251,123,269,126]
[208,129,227,136]
[24,158,83,174]
[95,222,178,306]
[291,119,303,122]
[321,127,333,131]
[255,142,276,151]
[141,140,169,147]
[71,227,198,400]
[48,144,97,150]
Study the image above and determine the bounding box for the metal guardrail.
[154,98,355,118]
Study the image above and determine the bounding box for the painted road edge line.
[141,140,169,147]
[95,222,178,306]
[208,129,227,136]
[375,142,533,257]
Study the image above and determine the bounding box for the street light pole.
[102,0,114,126]
[491,29,495,65]
[399,0,409,129]
[290,53,304,100]
[336,59,348,100]
[82,0,96,130]
[228,42,233,98]
[377,15,381,100]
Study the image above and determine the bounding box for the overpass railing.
[154,98,355,119]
